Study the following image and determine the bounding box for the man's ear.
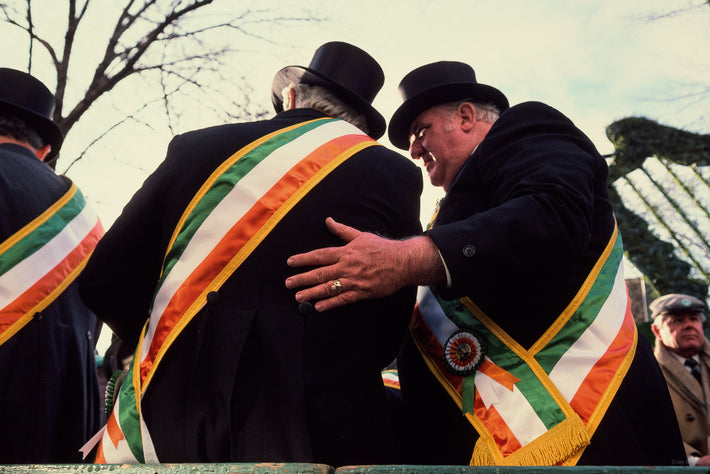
[287,87,297,111]
[36,144,52,161]
[458,102,477,132]
[650,321,662,339]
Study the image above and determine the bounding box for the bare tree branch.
[1,2,60,66]
[62,87,182,173]
[60,0,215,132]
[25,0,32,71]
[2,0,322,170]
[637,0,709,22]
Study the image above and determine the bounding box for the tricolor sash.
[0,181,103,346]
[411,224,637,465]
[93,118,378,463]
[382,369,401,391]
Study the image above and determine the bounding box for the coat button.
[686,413,695,422]
[299,301,314,315]
[462,245,476,257]
[206,291,220,304]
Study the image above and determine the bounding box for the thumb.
[325,217,361,243]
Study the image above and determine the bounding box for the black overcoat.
[395,102,687,466]
[79,110,423,466]
[0,143,101,463]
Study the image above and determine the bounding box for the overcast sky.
[3,0,709,224]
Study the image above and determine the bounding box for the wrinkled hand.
[285,218,409,311]
[285,217,436,312]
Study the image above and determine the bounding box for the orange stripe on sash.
[473,390,523,457]
[93,442,106,464]
[106,411,124,449]
[139,133,369,386]
[569,295,636,423]
[478,359,520,391]
[0,220,103,336]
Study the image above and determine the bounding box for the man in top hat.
[286,61,686,466]
[0,68,103,462]
[651,293,710,466]
[79,42,422,465]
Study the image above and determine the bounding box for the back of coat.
[79,110,423,466]
[0,143,101,463]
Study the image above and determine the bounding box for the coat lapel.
[655,342,706,407]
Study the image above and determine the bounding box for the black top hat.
[271,42,386,139]
[388,61,509,150]
[0,68,63,159]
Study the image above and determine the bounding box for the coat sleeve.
[427,102,610,299]
[78,135,191,347]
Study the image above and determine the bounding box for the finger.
[324,279,341,297]
[291,276,344,303]
[285,266,333,290]
[292,281,336,303]
[297,278,341,300]
[286,247,339,268]
[314,292,358,312]
[325,217,362,243]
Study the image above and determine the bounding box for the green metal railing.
[1,465,708,474]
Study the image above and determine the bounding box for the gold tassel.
[471,415,590,466]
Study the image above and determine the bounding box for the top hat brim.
[272,66,386,140]
[388,83,509,150]
[0,99,63,160]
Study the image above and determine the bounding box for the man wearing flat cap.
[79,42,422,465]
[651,293,710,466]
[287,61,686,466]
[0,68,103,462]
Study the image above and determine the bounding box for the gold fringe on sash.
[471,413,590,466]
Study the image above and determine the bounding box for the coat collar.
[655,339,710,406]
[274,108,331,121]
[0,141,38,159]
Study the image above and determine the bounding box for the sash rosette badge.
[443,330,486,376]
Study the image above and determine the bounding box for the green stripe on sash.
[157,119,328,292]
[117,364,144,463]
[534,234,623,373]
[438,296,566,430]
[0,190,86,275]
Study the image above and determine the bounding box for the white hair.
[441,100,501,124]
[281,83,369,134]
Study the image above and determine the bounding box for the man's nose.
[409,140,424,160]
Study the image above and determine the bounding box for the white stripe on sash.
[100,397,139,463]
[417,285,548,447]
[0,203,97,308]
[140,408,158,463]
[548,261,627,401]
[417,285,458,345]
[474,370,549,445]
[141,119,365,364]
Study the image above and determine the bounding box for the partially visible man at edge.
[78,42,422,465]
[651,293,710,466]
[285,61,686,466]
[0,68,103,462]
